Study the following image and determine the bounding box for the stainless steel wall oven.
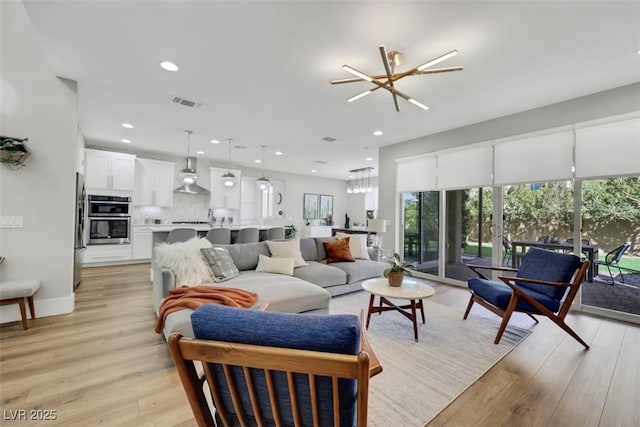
[87,195,131,245]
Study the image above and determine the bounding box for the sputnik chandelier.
[331,45,463,112]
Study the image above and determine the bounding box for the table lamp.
[367,219,387,250]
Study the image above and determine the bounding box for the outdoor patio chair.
[168,304,378,427]
[502,237,512,263]
[464,248,590,348]
[595,243,630,285]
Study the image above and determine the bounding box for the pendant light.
[178,130,197,184]
[222,138,237,188]
[255,145,272,191]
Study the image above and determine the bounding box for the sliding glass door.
[444,187,493,281]
[402,191,439,274]
[581,176,640,316]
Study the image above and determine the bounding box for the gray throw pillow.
[200,247,240,282]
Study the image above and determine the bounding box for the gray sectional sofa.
[153,236,387,339]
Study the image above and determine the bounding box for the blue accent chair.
[464,247,590,348]
[168,304,376,427]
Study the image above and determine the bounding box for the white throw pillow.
[336,232,370,260]
[255,254,295,276]
[266,238,308,267]
[154,236,212,286]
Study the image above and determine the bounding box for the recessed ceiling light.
[121,139,131,143]
[366,157,373,161]
[275,151,283,156]
[160,61,179,71]
[349,175,354,178]
[121,123,134,129]
[311,169,317,173]
[210,139,220,144]
[196,150,204,155]
[373,130,383,136]
[254,159,261,164]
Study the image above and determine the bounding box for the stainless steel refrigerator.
[74,172,86,289]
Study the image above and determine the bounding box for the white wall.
[379,83,640,253]
[0,1,79,322]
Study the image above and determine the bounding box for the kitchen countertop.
[134,224,274,232]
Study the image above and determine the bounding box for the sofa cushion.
[213,242,270,271]
[192,303,360,353]
[200,247,240,282]
[299,237,319,262]
[191,304,361,427]
[293,261,347,288]
[468,277,561,313]
[516,248,581,301]
[216,272,331,314]
[255,254,295,276]
[323,238,355,263]
[331,260,387,284]
[314,237,337,261]
[155,237,212,286]
[336,233,370,260]
[161,271,332,338]
[266,238,308,267]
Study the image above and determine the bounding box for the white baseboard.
[0,294,75,324]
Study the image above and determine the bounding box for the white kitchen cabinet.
[364,187,378,211]
[134,158,175,207]
[240,176,257,220]
[132,227,153,259]
[85,149,136,192]
[209,166,242,209]
[83,244,133,264]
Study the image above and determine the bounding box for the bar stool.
[167,228,197,244]
[205,228,231,244]
[266,227,285,240]
[0,279,41,330]
[233,227,259,244]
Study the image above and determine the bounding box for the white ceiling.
[22,1,640,180]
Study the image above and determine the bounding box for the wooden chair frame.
[168,311,379,427]
[464,260,590,349]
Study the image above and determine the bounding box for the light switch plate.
[0,216,23,228]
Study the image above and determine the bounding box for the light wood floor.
[0,263,637,426]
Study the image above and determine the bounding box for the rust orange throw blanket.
[155,286,258,333]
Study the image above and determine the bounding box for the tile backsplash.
[133,194,238,225]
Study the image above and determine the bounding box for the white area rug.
[330,291,530,427]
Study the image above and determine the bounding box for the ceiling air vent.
[322,137,337,143]
[171,96,202,108]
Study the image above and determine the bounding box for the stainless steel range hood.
[174,157,210,194]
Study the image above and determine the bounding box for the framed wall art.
[303,193,319,219]
[320,194,333,221]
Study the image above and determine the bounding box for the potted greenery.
[383,252,416,287]
[284,225,297,239]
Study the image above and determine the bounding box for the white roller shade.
[438,146,493,189]
[396,155,437,192]
[575,118,640,179]
[494,131,574,185]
